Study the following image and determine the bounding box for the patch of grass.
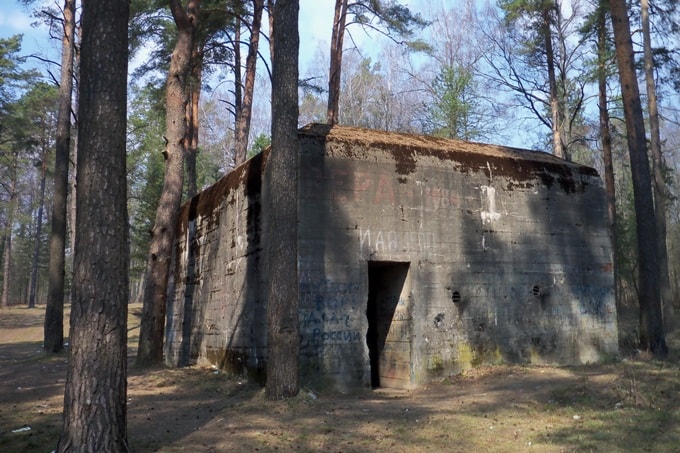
[537,359,680,452]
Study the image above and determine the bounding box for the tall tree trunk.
[596,5,618,306]
[138,0,201,365]
[266,0,300,400]
[641,0,674,331]
[57,0,129,447]
[1,168,17,309]
[327,0,348,126]
[69,131,78,256]
[609,0,667,356]
[1,231,11,308]
[234,0,264,167]
[1,233,10,308]
[69,26,81,259]
[186,45,202,199]
[185,89,198,199]
[45,0,75,352]
[555,1,571,159]
[542,7,565,160]
[234,17,242,152]
[28,162,48,308]
[267,0,275,65]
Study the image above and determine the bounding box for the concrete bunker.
[165,123,618,392]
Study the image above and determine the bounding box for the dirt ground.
[1,303,679,453]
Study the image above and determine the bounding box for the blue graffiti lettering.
[301,311,353,328]
[311,328,362,344]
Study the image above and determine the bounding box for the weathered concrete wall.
[165,153,267,381]
[296,125,617,391]
[165,123,618,392]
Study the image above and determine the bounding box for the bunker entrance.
[366,261,411,389]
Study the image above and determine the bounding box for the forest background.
[2,0,680,448]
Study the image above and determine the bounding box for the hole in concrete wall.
[532,285,541,297]
[451,290,468,317]
[367,261,410,389]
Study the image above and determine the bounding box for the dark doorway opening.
[366,261,410,388]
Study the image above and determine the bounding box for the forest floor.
[1,303,680,453]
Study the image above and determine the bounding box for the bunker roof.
[183,124,601,225]
[301,123,590,168]
[299,123,599,189]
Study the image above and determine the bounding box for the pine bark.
[44,0,75,352]
[327,0,348,126]
[641,0,674,331]
[186,45,202,199]
[542,7,564,160]
[554,4,571,160]
[234,18,242,136]
[267,0,275,58]
[1,232,10,308]
[138,0,201,365]
[1,235,9,308]
[1,176,16,308]
[596,6,618,305]
[28,161,48,308]
[57,0,130,448]
[609,0,667,356]
[266,0,300,400]
[2,158,18,309]
[234,0,264,167]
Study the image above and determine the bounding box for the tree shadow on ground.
[2,307,679,452]
[2,339,680,452]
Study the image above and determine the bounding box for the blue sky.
[0,1,41,38]
[0,0,412,71]
[0,0,337,73]
[0,0,56,67]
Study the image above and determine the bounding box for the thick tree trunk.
[57,0,130,448]
[138,0,200,365]
[28,162,47,308]
[596,6,618,306]
[44,0,75,352]
[266,0,300,400]
[609,0,667,356]
[641,0,674,331]
[327,0,348,126]
[234,0,264,167]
